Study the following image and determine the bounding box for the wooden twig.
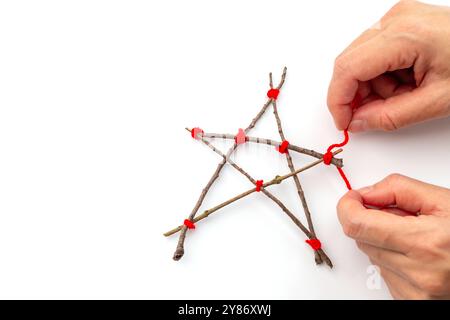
[195,132,343,167]
[164,148,342,237]
[172,67,288,261]
[192,132,333,266]
[270,77,330,266]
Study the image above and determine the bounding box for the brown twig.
[269,73,330,266]
[164,148,342,237]
[195,132,343,167]
[191,131,332,266]
[172,67,288,261]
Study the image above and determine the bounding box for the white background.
[0,0,449,299]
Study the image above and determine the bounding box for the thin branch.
[272,99,330,266]
[275,67,287,90]
[164,149,342,237]
[196,132,343,167]
[195,135,332,266]
[172,68,288,261]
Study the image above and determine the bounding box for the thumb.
[358,174,450,216]
[348,82,450,132]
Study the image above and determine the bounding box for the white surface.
[0,0,450,299]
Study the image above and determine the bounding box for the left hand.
[337,174,450,299]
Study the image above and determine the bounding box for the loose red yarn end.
[267,88,280,100]
[191,127,204,140]
[255,180,263,192]
[234,128,247,145]
[184,219,195,229]
[305,239,322,251]
[277,140,289,154]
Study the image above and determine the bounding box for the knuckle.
[389,0,415,14]
[379,109,399,131]
[384,173,405,185]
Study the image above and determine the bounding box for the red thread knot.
[184,219,195,229]
[305,239,322,251]
[234,128,247,145]
[191,127,204,140]
[255,180,263,192]
[277,140,289,154]
[323,151,333,165]
[267,88,280,100]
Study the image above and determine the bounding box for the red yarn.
[234,128,247,145]
[337,167,352,190]
[350,92,362,109]
[184,219,195,229]
[255,180,263,192]
[326,129,349,154]
[277,140,289,154]
[191,127,204,140]
[323,152,333,165]
[305,239,322,251]
[324,129,352,190]
[267,88,280,100]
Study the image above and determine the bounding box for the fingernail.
[348,120,367,133]
[357,186,373,195]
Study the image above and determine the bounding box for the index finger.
[337,190,414,252]
[327,33,419,130]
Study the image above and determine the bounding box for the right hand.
[337,174,450,299]
[327,0,450,132]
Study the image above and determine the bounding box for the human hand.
[337,174,450,299]
[328,0,450,132]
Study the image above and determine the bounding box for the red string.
[350,92,362,110]
[255,180,263,192]
[191,127,204,140]
[325,129,349,157]
[277,140,289,154]
[184,219,195,229]
[305,239,322,251]
[322,91,362,190]
[337,167,352,190]
[267,88,280,100]
[323,130,352,190]
[234,128,247,145]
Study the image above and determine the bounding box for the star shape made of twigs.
[164,68,348,268]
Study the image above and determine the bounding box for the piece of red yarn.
[191,127,204,140]
[337,167,352,190]
[277,140,289,154]
[267,88,280,100]
[255,180,263,192]
[350,92,362,109]
[184,219,196,229]
[321,92,362,190]
[234,128,247,145]
[323,129,352,190]
[305,239,322,251]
